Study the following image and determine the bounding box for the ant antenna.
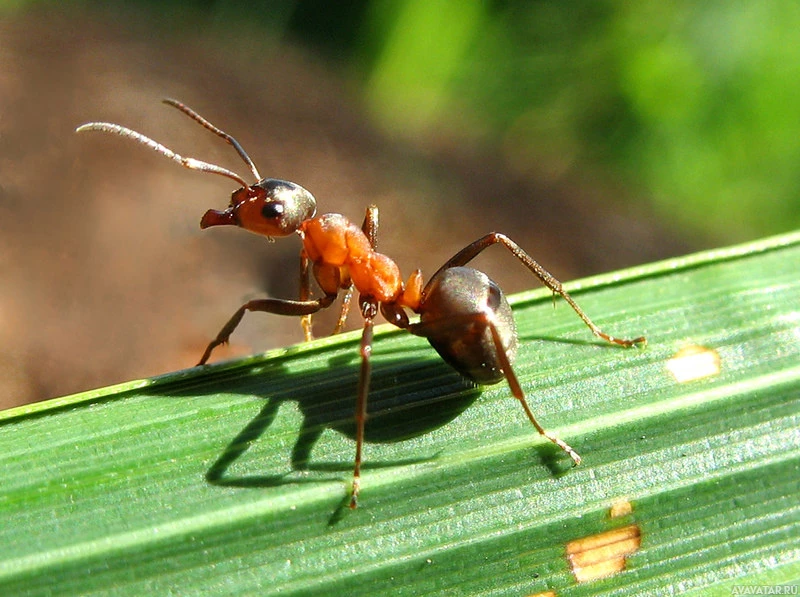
[75,101,259,190]
[75,122,251,189]
[162,98,262,182]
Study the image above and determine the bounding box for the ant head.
[200,178,317,238]
[76,100,318,240]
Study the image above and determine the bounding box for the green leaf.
[1,231,799,596]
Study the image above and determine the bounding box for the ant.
[77,99,646,508]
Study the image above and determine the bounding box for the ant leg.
[361,205,380,249]
[332,286,354,335]
[433,233,646,348]
[299,251,351,340]
[299,252,315,341]
[408,308,581,464]
[349,296,378,509]
[198,294,336,365]
[484,315,582,464]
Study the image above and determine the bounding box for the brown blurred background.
[2,2,797,408]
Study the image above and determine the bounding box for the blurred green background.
[125,0,800,243]
[362,0,800,242]
[1,0,798,405]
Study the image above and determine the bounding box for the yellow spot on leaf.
[566,524,641,583]
[609,499,633,519]
[666,345,721,383]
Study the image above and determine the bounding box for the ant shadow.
[208,350,484,488]
[155,341,485,489]
[155,332,607,502]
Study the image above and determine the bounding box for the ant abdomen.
[415,266,518,385]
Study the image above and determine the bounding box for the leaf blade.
[1,231,799,595]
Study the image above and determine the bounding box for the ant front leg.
[198,294,336,365]
[299,250,350,341]
[434,233,646,348]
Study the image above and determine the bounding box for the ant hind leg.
[434,233,645,349]
[485,318,582,465]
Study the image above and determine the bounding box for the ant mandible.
[77,99,646,508]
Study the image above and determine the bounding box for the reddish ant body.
[77,100,645,508]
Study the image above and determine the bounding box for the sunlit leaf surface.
[1,232,798,596]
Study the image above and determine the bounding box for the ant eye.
[486,281,502,311]
[261,201,285,219]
